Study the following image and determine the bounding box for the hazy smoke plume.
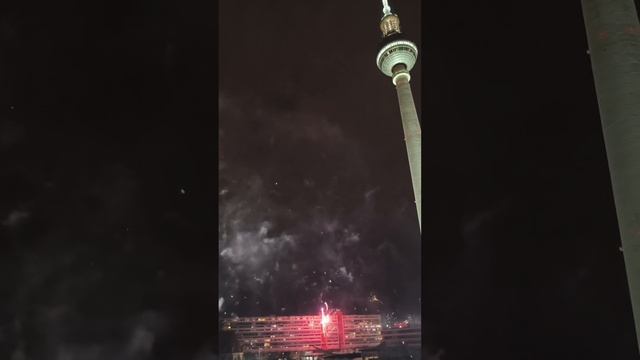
[218,92,404,317]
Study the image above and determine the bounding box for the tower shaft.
[581,0,640,351]
[376,0,421,231]
[395,75,422,231]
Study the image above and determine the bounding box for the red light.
[393,320,410,329]
[320,303,330,335]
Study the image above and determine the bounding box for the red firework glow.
[320,302,330,350]
[319,303,347,351]
[320,302,330,335]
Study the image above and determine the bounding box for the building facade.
[221,313,382,354]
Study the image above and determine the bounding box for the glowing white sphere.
[376,39,418,77]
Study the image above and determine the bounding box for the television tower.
[376,0,421,231]
[581,0,640,352]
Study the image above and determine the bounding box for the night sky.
[420,1,638,359]
[1,0,216,359]
[219,0,422,325]
[1,0,639,359]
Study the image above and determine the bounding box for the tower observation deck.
[376,0,421,231]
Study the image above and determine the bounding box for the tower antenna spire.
[382,0,392,16]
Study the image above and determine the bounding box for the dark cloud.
[2,210,29,227]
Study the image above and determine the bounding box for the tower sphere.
[376,34,418,77]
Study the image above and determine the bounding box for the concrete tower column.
[581,0,640,351]
[394,70,422,230]
[376,1,421,231]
